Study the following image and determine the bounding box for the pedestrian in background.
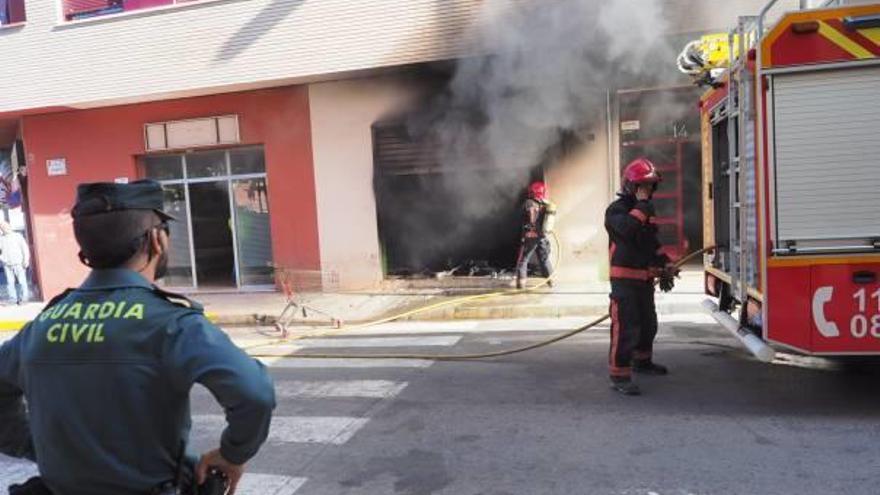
[0,220,30,305]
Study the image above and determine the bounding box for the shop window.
[142,147,273,289]
[1,0,27,25]
[186,150,227,178]
[62,0,201,21]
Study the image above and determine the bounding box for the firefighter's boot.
[633,359,668,376]
[609,376,641,396]
[516,278,524,290]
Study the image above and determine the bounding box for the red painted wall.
[21,86,320,299]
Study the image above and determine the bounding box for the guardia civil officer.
[0,180,276,494]
[605,158,678,396]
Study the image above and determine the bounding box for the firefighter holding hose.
[516,181,557,290]
[605,158,678,396]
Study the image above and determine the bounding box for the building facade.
[2,0,809,299]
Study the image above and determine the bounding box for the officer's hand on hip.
[197,449,244,495]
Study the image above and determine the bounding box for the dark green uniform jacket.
[0,269,275,494]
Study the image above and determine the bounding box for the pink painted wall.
[21,86,320,299]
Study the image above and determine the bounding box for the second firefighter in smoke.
[605,158,678,396]
[516,181,557,290]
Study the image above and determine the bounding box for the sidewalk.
[0,271,709,331]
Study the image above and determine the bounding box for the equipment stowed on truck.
[679,0,880,361]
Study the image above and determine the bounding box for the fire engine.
[680,0,880,361]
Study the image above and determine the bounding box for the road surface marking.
[259,357,433,368]
[273,380,408,399]
[192,415,369,445]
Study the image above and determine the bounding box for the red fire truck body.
[701,1,880,358]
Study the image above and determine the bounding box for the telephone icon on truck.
[812,286,839,338]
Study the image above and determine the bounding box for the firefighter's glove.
[658,265,680,293]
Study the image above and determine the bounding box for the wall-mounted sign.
[621,120,641,132]
[47,158,68,176]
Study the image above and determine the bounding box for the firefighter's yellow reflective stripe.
[818,21,874,59]
[858,27,880,46]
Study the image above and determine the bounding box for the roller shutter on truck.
[771,64,880,254]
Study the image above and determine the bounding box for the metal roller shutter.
[772,65,880,248]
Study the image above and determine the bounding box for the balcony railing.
[62,0,199,21]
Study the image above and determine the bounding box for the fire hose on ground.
[243,245,719,361]
[242,233,566,353]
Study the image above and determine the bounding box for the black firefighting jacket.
[522,198,547,238]
[605,194,670,282]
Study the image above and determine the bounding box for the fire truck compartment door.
[810,263,880,353]
[771,65,880,251]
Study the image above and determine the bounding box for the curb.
[0,302,709,330]
[0,320,28,332]
[209,301,709,327]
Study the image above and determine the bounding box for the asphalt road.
[4,315,880,494]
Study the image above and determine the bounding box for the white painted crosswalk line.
[246,335,461,356]
[291,335,462,348]
[237,473,307,495]
[259,356,433,368]
[342,320,480,335]
[0,458,38,491]
[192,415,369,445]
[274,380,407,399]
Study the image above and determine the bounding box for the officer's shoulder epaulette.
[150,286,205,313]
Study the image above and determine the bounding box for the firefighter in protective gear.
[516,181,556,290]
[605,158,677,396]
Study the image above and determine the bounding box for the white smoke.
[427,0,677,176]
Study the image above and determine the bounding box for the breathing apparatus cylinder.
[541,200,557,235]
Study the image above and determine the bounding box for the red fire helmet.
[622,158,661,186]
[528,181,547,201]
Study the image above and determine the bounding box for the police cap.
[71,180,175,220]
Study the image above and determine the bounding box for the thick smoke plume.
[431,0,675,173]
[382,0,686,273]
